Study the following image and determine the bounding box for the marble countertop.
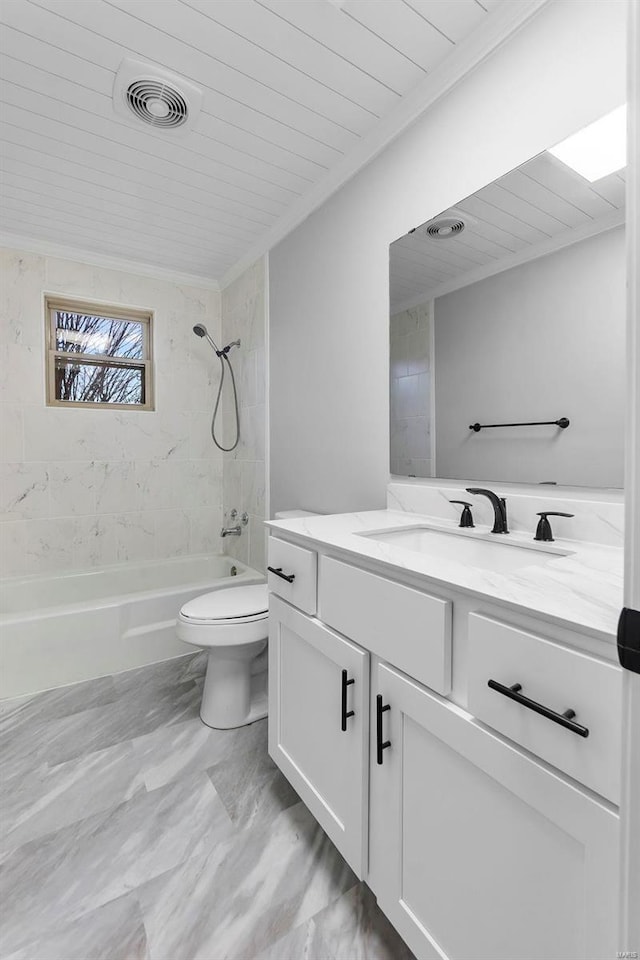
[265,509,624,643]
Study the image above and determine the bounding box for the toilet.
[178,511,318,729]
[177,583,269,729]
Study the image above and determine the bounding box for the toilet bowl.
[177,584,268,729]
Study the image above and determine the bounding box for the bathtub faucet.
[221,509,248,538]
[221,525,241,537]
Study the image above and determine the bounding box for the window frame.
[45,296,154,411]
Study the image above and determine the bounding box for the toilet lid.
[180,584,268,622]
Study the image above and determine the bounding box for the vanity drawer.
[268,537,317,615]
[319,556,451,695]
[467,613,622,803]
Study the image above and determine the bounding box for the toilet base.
[199,646,268,729]
[201,691,267,730]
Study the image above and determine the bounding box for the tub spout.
[220,525,242,538]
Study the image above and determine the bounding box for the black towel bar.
[469,417,570,432]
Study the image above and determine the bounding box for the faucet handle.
[449,500,475,528]
[534,511,574,542]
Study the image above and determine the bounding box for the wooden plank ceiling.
[0,0,501,281]
[390,152,626,313]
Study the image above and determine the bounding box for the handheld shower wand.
[192,324,241,452]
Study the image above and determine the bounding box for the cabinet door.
[268,594,369,875]
[369,661,619,960]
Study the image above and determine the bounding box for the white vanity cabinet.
[266,533,621,960]
[368,660,619,960]
[268,594,370,875]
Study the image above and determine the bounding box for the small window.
[45,297,153,410]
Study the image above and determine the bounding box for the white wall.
[220,257,267,572]
[434,226,626,487]
[269,0,627,516]
[0,248,223,578]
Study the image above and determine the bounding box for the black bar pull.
[376,694,391,764]
[488,679,589,738]
[267,566,295,583]
[341,669,355,732]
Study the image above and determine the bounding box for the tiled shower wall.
[389,301,433,478]
[0,248,223,578]
[220,257,267,572]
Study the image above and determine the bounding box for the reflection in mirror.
[389,121,626,489]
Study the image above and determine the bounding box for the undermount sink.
[358,525,572,575]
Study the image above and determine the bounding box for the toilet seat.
[180,584,268,624]
[177,584,269,649]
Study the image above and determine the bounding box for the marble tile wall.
[0,248,224,578]
[390,302,433,479]
[220,258,267,572]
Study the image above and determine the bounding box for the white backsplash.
[0,248,224,578]
[387,480,624,548]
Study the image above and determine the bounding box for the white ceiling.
[0,0,509,284]
[390,151,626,312]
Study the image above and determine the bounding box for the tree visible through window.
[46,298,153,409]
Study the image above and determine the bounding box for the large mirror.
[389,111,626,488]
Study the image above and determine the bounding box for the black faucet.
[466,488,509,534]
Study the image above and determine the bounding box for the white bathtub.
[0,555,264,699]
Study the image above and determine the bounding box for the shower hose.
[211,348,240,452]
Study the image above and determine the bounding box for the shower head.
[192,323,220,353]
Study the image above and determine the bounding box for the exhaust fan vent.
[113,58,202,135]
[126,79,188,129]
[424,217,466,239]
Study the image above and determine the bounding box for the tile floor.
[0,653,415,960]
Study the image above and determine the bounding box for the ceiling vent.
[424,217,466,239]
[421,207,476,240]
[113,59,203,135]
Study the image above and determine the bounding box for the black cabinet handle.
[488,679,589,738]
[341,669,355,732]
[376,694,391,764]
[267,566,295,583]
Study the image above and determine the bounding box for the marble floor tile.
[130,717,240,792]
[254,916,333,960]
[137,800,357,960]
[256,884,415,960]
[205,719,299,829]
[0,675,118,734]
[0,772,230,954]
[131,714,298,832]
[0,740,145,854]
[0,675,204,778]
[2,893,150,960]
[309,882,416,960]
[0,656,414,960]
[111,653,206,699]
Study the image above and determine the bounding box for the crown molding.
[0,231,220,291]
[220,0,550,291]
[391,207,625,314]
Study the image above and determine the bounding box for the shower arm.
[217,339,241,358]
